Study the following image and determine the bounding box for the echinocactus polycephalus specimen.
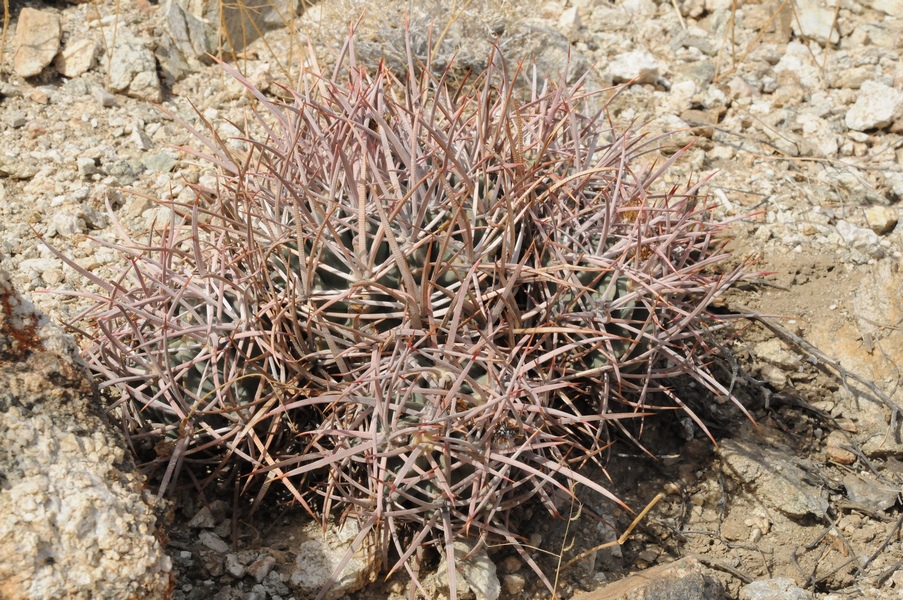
[53,35,747,596]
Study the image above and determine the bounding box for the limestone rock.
[754,339,802,370]
[572,556,724,600]
[740,578,812,600]
[858,0,903,17]
[290,520,379,600]
[54,37,99,78]
[719,433,829,518]
[436,541,501,600]
[0,271,172,599]
[508,24,591,84]
[845,81,903,132]
[607,50,663,84]
[107,29,163,102]
[836,220,880,254]
[864,206,898,235]
[13,8,61,78]
[791,0,839,45]
[156,0,297,81]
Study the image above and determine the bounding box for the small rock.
[501,573,526,595]
[76,157,97,177]
[143,152,178,173]
[187,500,229,529]
[559,7,581,32]
[106,160,142,185]
[247,554,276,583]
[455,541,500,600]
[623,0,656,16]
[48,212,86,237]
[92,85,116,108]
[41,268,63,285]
[29,87,53,104]
[13,8,61,78]
[754,339,801,369]
[0,157,39,180]
[759,363,788,388]
[199,530,230,553]
[740,578,812,600]
[607,50,663,84]
[54,37,99,78]
[497,555,521,574]
[131,127,153,151]
[864,206,898,235]
[845,81,903,132]
[225,553,246,578]
[831,66,873,90]
[886,173,903,203]
[0,82,21,98]
[825,431,856,465]
[4,112,27,128]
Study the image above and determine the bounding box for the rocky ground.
[1,0,902,598]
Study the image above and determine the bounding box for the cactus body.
[54,39,747,595]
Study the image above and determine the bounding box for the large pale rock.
[836,220,880,255]
[845,80,903,132]
[290,520,379,600]
[791,0,839,45]
[0,271,172,599]
[719,431,829,519]
[858,0,903,17]
[156,0,297,81]
[774,42,822,90]
[572,556,724,600]
[436,541,501,600]
[807,260,903,456]
[54,37,99,78]
[107,30,163,102]
[740,578,813,600]
[607,50,663,84]
[13,8,61,78]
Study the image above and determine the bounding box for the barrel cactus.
[54,36,747,595]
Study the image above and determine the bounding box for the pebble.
[501,573,526,595]
[224,553,246,578]
[825,430,856,465]
[247,554,276,583]
[76,157,97,177]
[754,339,801,369]
[791,0,839,45]
[719,434,829,518]
[92,85,116,108]
[198,531,230,553]
[497,555,521,574]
